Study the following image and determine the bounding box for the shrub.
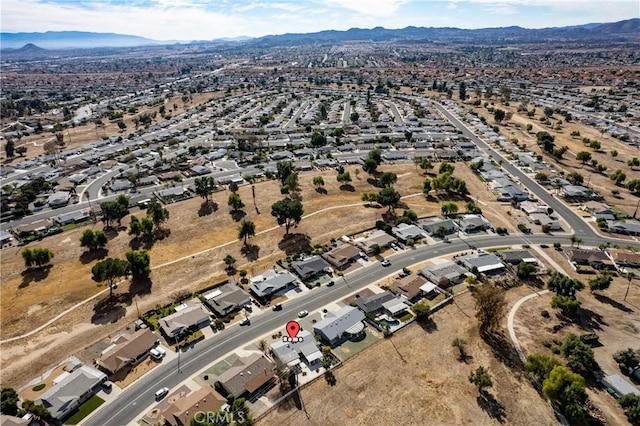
[541,310,550,318]
[32,384,46,392]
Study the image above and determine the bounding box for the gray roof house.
[457,252,505,274]
[270,330,323,370]
[249,270,299,298]
[355,291,398,315]
[36,365,107,421]
[54,210,90,226]
[159,302,212,339]
[498,249,539,265]
[291,256,331,281]
[313,306,366,346]
[354,230,397,253]
[203,283,251,317]
[457,215,491,233]
[47,191,70,207]
[601,374,640,397]
[391,223,425,242]
[190,165,211,176]
[215,353,275,398]
[420,217,458,236]
[420,262,469,287]
[607,220,640,236]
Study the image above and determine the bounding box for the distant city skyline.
[1,0,638,41]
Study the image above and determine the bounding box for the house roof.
[215,353,275,397]
[608,249,640,266]
[0,415,30,426]
[270,330,321,366]
[291,256,331,280]
[388,274,428,300]
[36,365,106,420]
[498,249,538,265]
[457,252,505,273]
[313,306,365,343]
[420,217,457,234]
[97,328,157,374]
[323,244,360,267]
[162,386,227,426]
[602,374,640,396]
[203,283,250,315]
[391,223,424,241]
[355,230,397,252]
[381,299,409,315]
[355,291,397,314]
[566,248,612,265]
[420,262,467,281]
[159,303,211,337]
[249,271,298,297]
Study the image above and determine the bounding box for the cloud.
[323,0,409,17]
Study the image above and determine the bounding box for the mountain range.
[1,18,638,51]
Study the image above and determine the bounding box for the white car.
[381,259,391,267]
[155,387,169,400]
[150,347,166,360]
[297,310,309,318]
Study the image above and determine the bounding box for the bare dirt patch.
[258,291,558,426]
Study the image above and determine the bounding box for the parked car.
[297,310,309,318]
[102,380,113,390]
[244,304,253,312]
[272,303,283,311]
[390,242,399,251]
[327,280,335,286]
[239,318,251,326]
[398,270,408,278]
[381,259,391,267]
[396,242,405,250]
[155,387,169,400]
[150,347,166,360]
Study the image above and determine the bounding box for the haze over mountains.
[1,18,638,50]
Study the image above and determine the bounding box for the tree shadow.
[315,187,327,195]
[198,200,218,217]
[19,265,53,288]
[79,248,108,264]
[231,210,246,222]
[482,331,524,371]
[129,277,152,296]
[324,371,337,386]
[339,184,355,192]
[240,244,260,261]
[91,294,130,325]
[593,293,634,313]
[477,391,506,423]
[417,317,438,333]
[103,227,120,240]
[367,177,381,188]
[129,237,142,250]
[577,308,607,331]
[278,233,312,255]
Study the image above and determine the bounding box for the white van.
[150,347,166,360]
[155,387,169,400]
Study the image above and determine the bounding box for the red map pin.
[286,320,301,339]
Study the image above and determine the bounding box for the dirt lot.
[0,161,524,388]
[258,289,558,426]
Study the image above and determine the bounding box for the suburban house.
[565,248,615,270]
[159,302,212,340]
[607,220,640,236]
[420,262,468,287]
[54,210,90,226]
[498,249,540,265]
[270,330,323,370]
[519,201,549,215]
[355,291,399,315]
[420,217,458,236]
[457,252,506,275]
[354,230,397,253]
[96,328,158,375]
[161,386,227,426]
[457,215,491,233]
[36,365,107,421]
[290,256,331,281]
[214,353,275,399]
[322,243,361,270]
[561,185,591,199]
[313,306,366,346]
[391,223,425,243]
[202,283,251,317]
[47,191,70,207]
[582,201,613,216]
[0,414,31,426]
[528,213,561,230]
[249,270,299,299]
[608,249,640,269]
[388,274,437,303]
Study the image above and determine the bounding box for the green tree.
[312,176,325,190]
[284,171,299,192]
[368,148,383,165]
[238,219,256,245]
[588,274,612,292]
[411,302,430,321]
[613,348,640,373]
[336,171,352,186]
[419,158,434,172]
[576,151,591,164]
[526,123,533,132]
[194,176,216,202]
[276,160,293,186]
[147,199,169,229]
[542,366,588,422]
[228,193,245,212]
[611,150,618,158]
[452,338,467,361]
[379,172,398,188]
[377,187,401,213]
[223,255,236,270]
[125,250,151,281]
[350,111,359,123]
[441,202,458,216]
[516,261,537,279]
[551,295,581,317]
[469,366,493,392]
[362,158,378,175]
[534,172,548,182]
[561,334,598,375]
[610,169,627,185]
[4,139,15,158]
[22,247,54,269]
[310,131,326,147]
[1,388,19,416]
[627,157,640,169]
[619,394,640,426]
[547,272,584,298]
[271,198,304,235]
[525,353,561,381]
[422,178,432,195]
[493,109,505,123]
[459,82,467,100]
[15,145,27,156]
[80,229,108,252]
[589,140,601,150]
[536,131,555,153]
[626,179,640,193]
[21,400,51,421]
[472,284,506,334]
[129,215,142,237]
[438,162,455,175]
[91,258,130,298]
[100,200,129,228]
[566,172,584,185]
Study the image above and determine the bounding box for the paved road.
[89,231,640,426]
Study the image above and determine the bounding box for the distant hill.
[0,31,159,49]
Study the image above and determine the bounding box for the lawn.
[64,395,105,425]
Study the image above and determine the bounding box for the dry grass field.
[258,288,559,426]
[0,161,525,388]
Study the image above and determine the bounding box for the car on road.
[381,259,391,267]
[239,318,251,326]
[150,347,166,360]
[155,387,169,400]
[272,303,282,311]
[297,310,309,318]
[327,280,335,286]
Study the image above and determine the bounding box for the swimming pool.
[379,319,400,328]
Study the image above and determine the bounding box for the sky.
[1,0,638,41]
